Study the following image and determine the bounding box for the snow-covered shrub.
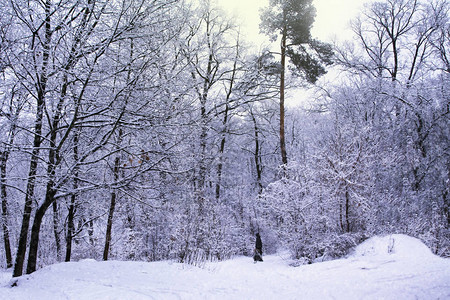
[257,158,370,263]
[309,233,366,261]
[172,197,243,266]
[285,232,366,264]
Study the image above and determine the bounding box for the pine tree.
[260,0,333,167]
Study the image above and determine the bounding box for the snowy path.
[1,235,449,299]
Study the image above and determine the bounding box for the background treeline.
[0,0,448,276]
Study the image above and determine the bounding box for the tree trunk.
[215,133,226,200]
[103,156,121,261]
[103,128,123,261]
[26,188,55,274]
[251,112,263,194]
[0,100,20,269]
[65,193,76,262]
[66,128,80,262]
[1,103,21,269]
[13,128,43,277]
[0,150,12,268]
[103,189,117,261]
[215,38,239,200]
[345,187,350,233]
[27,110,61,274]
[215,102,230,201]
[280,25,288,167]
[52,201,62,260]
[197,78,209,206]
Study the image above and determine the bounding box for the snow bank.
[1,234,449,299]
[351,234,434,259]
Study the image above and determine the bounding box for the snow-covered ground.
[1,234,449,299]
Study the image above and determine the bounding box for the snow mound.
[352,234,434,259]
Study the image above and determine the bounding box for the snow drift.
[352,234,434,258]
[1,234,449,299]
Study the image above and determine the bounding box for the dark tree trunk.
[251,112,263,194]
[280,25,288,167]
[27,104,61,274]
[66,128,80,262]
[345,187,350,233]
[65,193,76,262]
[215,39,239,200]
[26,188,55,274]
[216,133,226,200]
[0,150,12,268]
[52,201,62,260]
[13,126,43,277]
[103,156,120,261]
[103,188,118,261]
[215,101,230,201]
[103,128,122,261]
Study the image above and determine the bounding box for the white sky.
[218,0,366,46]
[216,0,368,107]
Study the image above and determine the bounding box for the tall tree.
[260,0,333,166]
[0,84,26,268]
[11,0,53,277]
[0,8,19,267]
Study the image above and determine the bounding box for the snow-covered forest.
[0,0,448,282]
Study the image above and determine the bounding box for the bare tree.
[10,0,54,277]
[0,87,25,269]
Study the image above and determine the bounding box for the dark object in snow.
[254,233,263,262]
[253,248,263,262]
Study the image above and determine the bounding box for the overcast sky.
[219,0,366,46]
[217,0,368,106]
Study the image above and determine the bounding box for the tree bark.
[345,187,350,233]
[65,192,76,262]
[280,24,288,167]
[26,187,56,274]
[103,152,121,261]
[0,150,12,268]
[65,128,80,262]
[216,129,227,200]
[52,201,62,260]
[251,112,263,194]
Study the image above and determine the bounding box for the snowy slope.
[1,234,449,300]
